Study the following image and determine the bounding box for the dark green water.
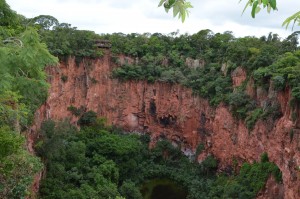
[141,179,187,199]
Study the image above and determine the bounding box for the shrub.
[67,105,86,117]
[292,86,300,101]
[260,152,269,163]
[195,143,205,157]
[200,155,218,175]
[119,181,143,199]
[245,108,263,130]
[227,91,255,119]
[77,111,97,126]
[272,75,285,91]
[253,67,272,87]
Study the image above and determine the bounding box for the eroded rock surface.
[32,52,300,198]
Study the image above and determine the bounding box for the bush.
[245,108,263,130]
[67,105,86,117]
[253,67,272,87]
[119,181,143,199]
[77,111,97,126]
[260,152,269,163]
[228,91,255,119]
[272,75,285,91]
[292,86,300,101]
[200,155,218,175]
[195,143,205,157]
[209,152,282,199]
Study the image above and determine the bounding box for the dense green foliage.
[208,152,282,199]
[26,15,103,59]
[253,49,300,101]
[0,1,58,198]
[36,116,281,199]
[0,0,109,198]
[0,127,43,198]
[108,31,298,87]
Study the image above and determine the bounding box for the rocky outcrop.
[32,51,300,198]
[185,57,205,69]
[231,66,247,88]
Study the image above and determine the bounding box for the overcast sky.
[6,0,300,39]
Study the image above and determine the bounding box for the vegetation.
[253,50,300,103]
[0,3,108,198]
[107,30,298,126]
[158,0,193,22]
[18,0,296,134]
[36,116,282,199]
[0,1,58,198]
[160,0,300,29]
[208,154,282,199]
[0,4,106,197]
[38,22,104,58]
[241,0,300,29]
[0,1,294,198]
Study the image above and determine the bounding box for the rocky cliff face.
[32,51,300,198]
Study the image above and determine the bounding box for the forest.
[35,113,281,199]
[1,0,299,198]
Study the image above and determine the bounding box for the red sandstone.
[30,51,300,198]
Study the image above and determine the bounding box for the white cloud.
[6,0,300,38]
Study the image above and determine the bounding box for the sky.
[6,0,300,39]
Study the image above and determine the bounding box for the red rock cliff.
[32,51,300,199]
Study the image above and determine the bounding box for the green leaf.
[185,2,193,9]
[269,0,276,9]
[181,12,186,23]
[160,0,192,22]
[255,6,261,14]
[262,0,268,6]
[251,1,259,18]
[173,4,180,17]
[179,2,186,22]
[164,6,170,13]
[267,4,271,13]
[282,11,300,30]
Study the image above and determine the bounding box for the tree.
[0,0,19,26]
[29,15,59,30]
[159,0,299,29]
[77,111,97,126]
[0,2,58,197]
[240,0,300,29]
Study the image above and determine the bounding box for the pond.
[141,178,187,199]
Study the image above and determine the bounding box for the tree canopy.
[36,117,281,199]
